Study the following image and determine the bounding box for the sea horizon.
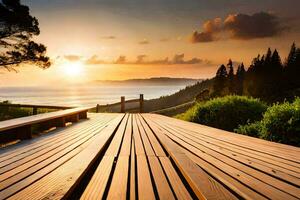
[0,84,188,107]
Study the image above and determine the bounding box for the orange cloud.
[138,39,150,45]
[64,55,82,62]
[190,12,287,43]
[85,55,106,65]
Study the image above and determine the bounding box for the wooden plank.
[80,156,115,200]
[135,115,155,156]
[0,116,111,174]
[159,157,192,200]
[155,121,300,199]
[132,115,145,156]
[150,114,300,161]
[0,115,115,197]
[107,156,129,199]
[6,114,124,200]
[0,120,110,191]
[130,138,136,200]
[164,121,300,176]
[155,121,300,186]
[147,156,175,199]
[137,114,166,157]
[105,114,129,156]
[119,115,132,156]
[0,114,115,161]
[181,149,268,200]
[143,114,238,200]
[149,114,300,174]
[136,156,155,200]
[0,137,90,199]
[0,115,110,168]
[0,107,91,132]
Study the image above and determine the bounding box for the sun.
[63,62,84,77]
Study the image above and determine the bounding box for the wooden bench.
[0,107,90,143]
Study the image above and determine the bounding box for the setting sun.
[63,62,84,77]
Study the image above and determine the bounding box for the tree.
[271,49,282,74]
[0,0,50,71]
[285,43,297,68]
[213,64,228,96]
[285,43,300,89]
[236,63,246,95]
[227,59,235,94]
[245,54,264,97]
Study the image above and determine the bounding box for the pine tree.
[245,54,266,97]
[285,43,297,68]
[293,47,300,87]
[213,64,228,96]
[227,59,235,94]
[264,48,272,67]
[271,49,282,73]
[285,43,300,89]
[236,63,246,95]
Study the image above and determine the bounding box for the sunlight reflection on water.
[0,85,186,107]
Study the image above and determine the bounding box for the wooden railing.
[95,94,144,113]
[0,94,145,115]
[0,103,73,115]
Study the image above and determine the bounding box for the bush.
[260,98,300,146]
[236,98,300,146]
[0,101,32,121]
[180,96,267,131]
[235,121,263,137]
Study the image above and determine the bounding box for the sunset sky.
[1,0,300,86]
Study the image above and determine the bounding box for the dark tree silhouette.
[245,54,264,97]
[0,0,50,71]
[213,64,228,96]
[285,43,300,88]
[236,63,245,95]
[227,59,235,94]
[212,43,300,102]
[285,43,297,68]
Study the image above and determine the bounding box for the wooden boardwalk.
[0,113,299,199]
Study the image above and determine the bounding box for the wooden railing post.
[139,94,144,113]
[33,107,38,115]
[121,96,125,113]
[96,104,99,113]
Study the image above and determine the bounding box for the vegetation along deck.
[0,113,299,200]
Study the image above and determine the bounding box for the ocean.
[0,84,186,107]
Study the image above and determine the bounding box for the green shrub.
[180,96,267,131]
[259,98,300,146]
[0,101,32,121]
[235,98,300,146]
[235,121,263,137]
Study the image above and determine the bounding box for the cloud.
[64,55,82,62]
[138,39,150,45]
[101,36,116,39]
[190,12,287,43]
[85,55,106,65]
[136,55,147,64]
[224,12,286,40]
[136,54,206,65]
[115,56,126,64]
[171,54,204,64]
[84,54,209,65]
[160,38,170,42]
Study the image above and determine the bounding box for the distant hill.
[93,77,202,86]
[144,78,214,112]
